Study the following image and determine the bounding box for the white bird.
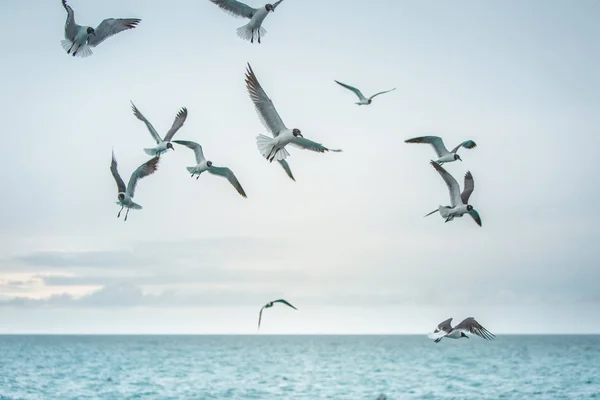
[130,102,188,157]
[110,151,159,221]
[258,299,297,330]
[405,136,476,164]
[172,140,247,198]
[209,0,285,43]
[61,0,141,58]
[334,80,396,105]
[428,317,496,343]
[425,161,482,226]
[245,63,342,164]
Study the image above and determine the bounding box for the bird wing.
[208,166,248,198]
[245,63,287,137]
[126,156,159,197]
[334,80,367,101]
[272,0,285,10]
[258,306,266,330]
[209,0,256,19]
[278,160,295,181]
[437,317,453,332]
[273,299,298,310]
[450,140,477,154]
[431,161,462,207]
[131,102,162,144]
[368,88,396,101]
[468,209,482,227]
[290,137,342,154]
[163,107,188,142]
[405,136,449,158]
[62,0,79,41]
[88,18,141,47]
[461,171,474,204]
[172,140,205,164]
[454,317,495,340]
[110,151,126,194]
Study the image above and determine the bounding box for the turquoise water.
[0,335,599,399]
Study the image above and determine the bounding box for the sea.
[0,335,598,399]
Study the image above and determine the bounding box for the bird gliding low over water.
[428,317,496,343]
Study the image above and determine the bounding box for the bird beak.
[297,133,303,138]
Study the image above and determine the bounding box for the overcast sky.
[0,0,599,334]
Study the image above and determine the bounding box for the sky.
[0,0,599,334]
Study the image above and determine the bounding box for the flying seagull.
[61,0,141,57]
[258,299,297,330]
[425,161,481,226]
[334,80,396,105]
[130,102,188,157]
[428,317,496,343]
[110,151,159,221]
[405,136,476,164]
[173,140,247,198]
[245,63,342,163]
[209,0,284,43]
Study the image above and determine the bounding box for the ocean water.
[0,335,599,399]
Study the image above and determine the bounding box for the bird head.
[367,99,372,104]
[87,27,96,36]
[292,128,303,138]
[167,143,175,151]
[467,205,473,211]
[207,161,213,167]
[265,3,274,11]
[454,154,462,161]
[118,193,125,201]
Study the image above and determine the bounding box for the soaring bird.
[130,102,188,157]
[173,140,247,198]
[208,0,285,43]
[60,0,141,57]
[425,161,482,226]
[405,136,476,165]
[245,63,342,163]
[428,317,495,343]
[334,80,396,105]
[110,151,159,221]
[258,299,297,330]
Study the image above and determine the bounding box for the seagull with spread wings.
[428,317,496,343]
[245,63,342,165]
[110,151,159,221]
[173,140,247,198]
[60,0,141,57]
[208,0,285,43]
[425,161,482,226]
[130,102,188,157]
[258,299,297,330]
[405,135,476,164]
[334,80,396,105]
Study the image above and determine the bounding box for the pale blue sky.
[0,0,599,334]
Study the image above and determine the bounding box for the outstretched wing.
[126,156,159,197]
[62,0,78,41]
[461,171,474,204]
[430,161,462,207]
[437,318,453,332]
[368,88,396,101]
[405,136,449,158]
[163,107,188,142]
[290,137,342,154]
[172,140,205,164]
[245,63,287,137]
[454,317,495,340]
[273,299,297,310]
[110,151,126,194]
[258,306,266,330]
[88,18,141,47]
[450,140,477,154]
[209,0,256,19]
[334,80,366,101]
[468,209,482,227]
[208,166,248,198]
[278,160,295,181]
[131,102,162,144]
[272,0,285,10]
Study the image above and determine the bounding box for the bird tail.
[257,134,289,162]
[61,39,93,58]
[236,24,267,42]
[130,202,142,210]
[186,167,196,174]
[144,147,159,156]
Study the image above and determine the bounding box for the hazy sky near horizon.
[0,0,599,334]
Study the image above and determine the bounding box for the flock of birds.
[60,0,496,341]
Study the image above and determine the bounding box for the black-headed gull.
[61,0,141,58]
[258,299,297,330]
[405,136,476,164]
[426,161,482,226]
[173,140,247,198]
[428,317,495,343]
[130,102,188,157]
[334,80,396,105]
[110,151,159,221]
[209,0,284,43]
[245,63,342,164]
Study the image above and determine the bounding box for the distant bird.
[130,102,188,157]
[173,140,247,198]
[209,0,284,43]
[334,80,396,105]
[61,0,141,57]
[428,317,495,343]
[426,161,481,226]
[110,151,159,221]
[405,136,476,164]
[245,63,342,163]
[258,299,297,329]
